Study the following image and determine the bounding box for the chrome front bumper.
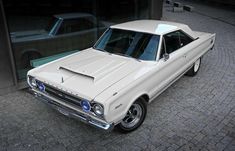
[30,89,114,131]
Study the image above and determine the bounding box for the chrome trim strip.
[35,80,104,119]
[59,66,95,80]
[30,89,114,131]
[149,64,193,103]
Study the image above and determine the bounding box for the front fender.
[104,90,149,124]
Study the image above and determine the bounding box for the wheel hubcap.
[121,104,142,128]
[194,58,201,72]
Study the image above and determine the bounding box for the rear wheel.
[186,58,201,76]
[117,97,147,133]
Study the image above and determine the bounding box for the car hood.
[32,48,145,100]
[10,29,49,42]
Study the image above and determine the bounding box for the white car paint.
[27,20,216,130]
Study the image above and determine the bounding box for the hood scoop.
[59,66,95,81]
[59,56,127,82]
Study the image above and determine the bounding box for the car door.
[153,31,188,93]
[178,31,194,69]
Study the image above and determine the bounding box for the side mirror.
[163,53,169,61]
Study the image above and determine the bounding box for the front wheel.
[117,97,147,133]
[186,58,201,76]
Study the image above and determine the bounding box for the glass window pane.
[94,28,160,61]
[179,31,193,46]
[3,0,150,81]
[164,31,181,54]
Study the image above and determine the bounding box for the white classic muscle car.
[27,20,215,132]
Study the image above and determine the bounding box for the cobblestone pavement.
[1,2,235,151]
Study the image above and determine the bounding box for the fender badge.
[113,92,118,96]
[61,77,64,83]
[115,104,122,109]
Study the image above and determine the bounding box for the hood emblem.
[61,77,64,83]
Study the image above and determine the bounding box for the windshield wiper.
[112,52,141,62]
[93,47,141,62]
[93,46,109,53]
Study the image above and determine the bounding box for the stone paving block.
[216,142,227,151]
[194,132,205,142]
[221,136,233,145]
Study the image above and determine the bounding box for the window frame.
[157,29,195,60]
[178,30,194,47]
[50,18,63,36]
[163,30,181,54]
[93,28,160,61]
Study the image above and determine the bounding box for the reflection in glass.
[3,0,150,81]
[94,28,160,61]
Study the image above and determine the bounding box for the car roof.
[111,20,197,39]
[54,13,94,20]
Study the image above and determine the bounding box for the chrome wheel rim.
[121,103,143,128]
[194,58,201,72]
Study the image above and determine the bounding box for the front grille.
[34,80,105,119]
[40,82,82,109]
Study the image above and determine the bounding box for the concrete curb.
[183,5,194,12]
[174,2,182,7]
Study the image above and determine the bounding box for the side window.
[57,18,95,35]
[163,31,180,54]
[179,31,193,47]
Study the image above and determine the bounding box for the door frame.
[0,0,18,86]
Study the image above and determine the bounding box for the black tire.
[117,97,147,133]
[186,58,201,77]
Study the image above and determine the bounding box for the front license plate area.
[57,107,69,116]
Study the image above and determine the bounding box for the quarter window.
[179,31,193,46]
[160,30,194,59]
[164,31,180,54]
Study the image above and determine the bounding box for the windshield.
[93,28,160,61]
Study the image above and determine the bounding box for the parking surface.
[0,2,235,151]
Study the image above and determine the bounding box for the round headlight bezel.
[37,81,45,92]
[28,76,37,88]
[93,103,104,116]
[81,100,91,112]
[31,78,37,87]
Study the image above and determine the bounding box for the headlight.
[81,100,91,112]
[31,78,37,87]
[28,76,37,87]
[37,81,45,92]
[93,104,104,116]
